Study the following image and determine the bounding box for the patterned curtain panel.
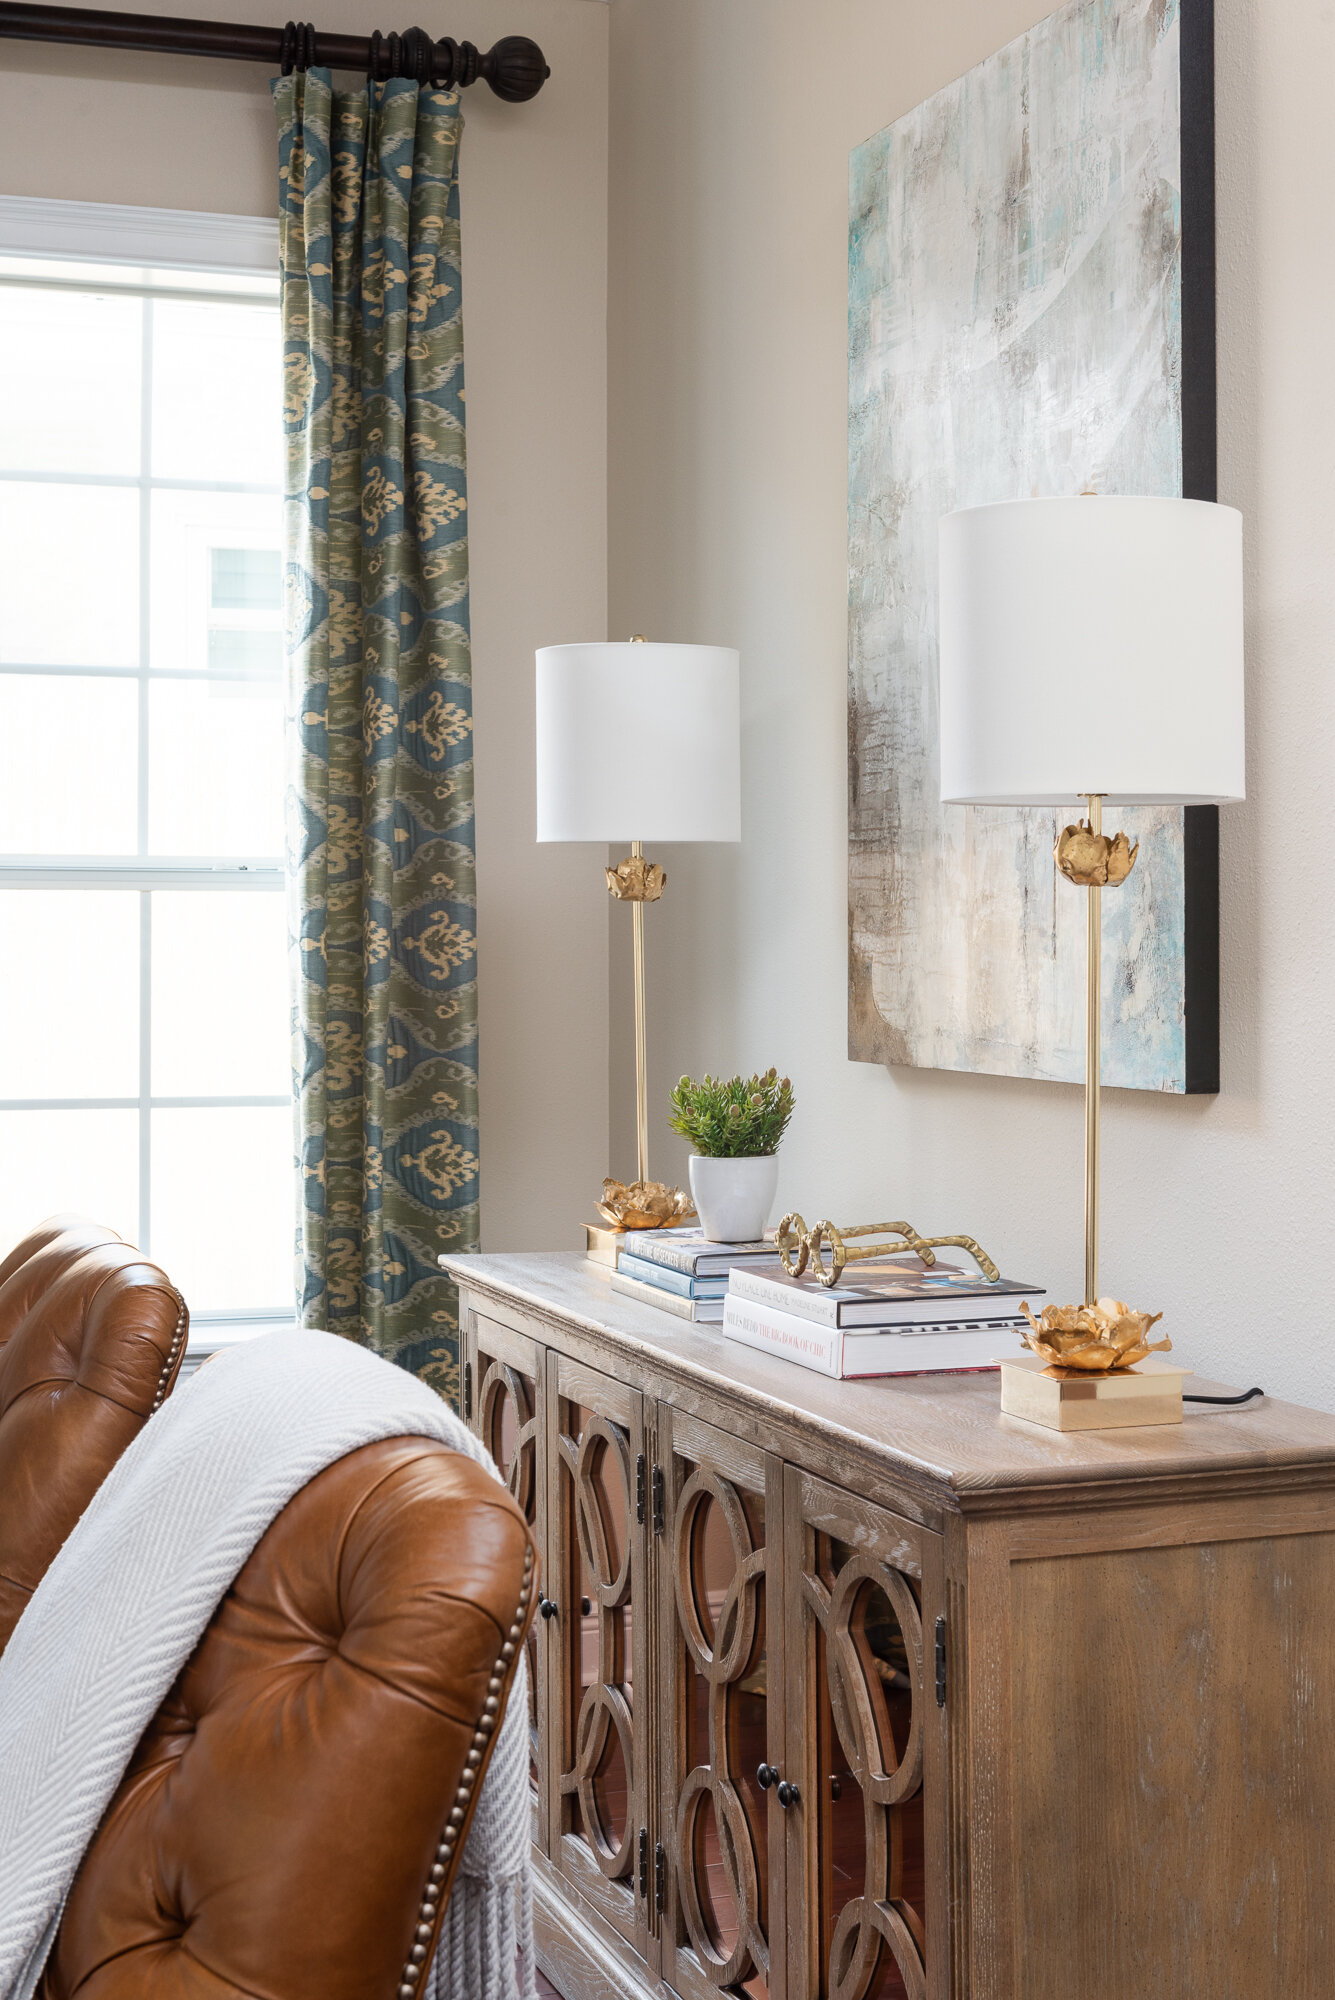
[273,68,478,1401]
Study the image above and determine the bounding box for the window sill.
[181,1317,296,1377]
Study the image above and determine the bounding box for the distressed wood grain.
[1010,1534,1335,1997]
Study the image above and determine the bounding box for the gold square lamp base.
[584,1223,626,1269]
[1000,1354,1188,1432]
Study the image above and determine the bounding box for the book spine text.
[727,1265,841,1326]
[722,1297,841,1377]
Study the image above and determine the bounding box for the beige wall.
[606,0,1335,1407]
[0,0,612,1252]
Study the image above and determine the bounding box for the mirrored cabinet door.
[657,1407,787,2000]
[783,1468,948,2000]
[547,1354,653,1969]
[468,1314,549,1854]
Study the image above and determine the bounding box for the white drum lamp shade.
[536,642,741,843]
[938,497,1245,807]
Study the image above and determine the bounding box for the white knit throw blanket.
[0,1329,535,2000]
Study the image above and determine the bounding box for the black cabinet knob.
[776,1779,801,1809]
[538,1595,558,1621]
[756,1762,778,1791]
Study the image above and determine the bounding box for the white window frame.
[0,197,293,1340]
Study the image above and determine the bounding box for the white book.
[611,1270,725,1323]
[721,1294,1029,1379]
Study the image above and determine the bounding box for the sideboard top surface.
[447,1251,1335,1504]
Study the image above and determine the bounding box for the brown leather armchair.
[0,1214,189,1653]
[0,1215,537,1998]
[42,1436,537,1999]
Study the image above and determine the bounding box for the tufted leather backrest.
[0,1215,189,1654]
[44,1435,537,1999]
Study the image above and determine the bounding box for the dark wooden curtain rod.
[0,1,549,98]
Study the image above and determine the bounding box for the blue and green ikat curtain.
[273,69,477,1401]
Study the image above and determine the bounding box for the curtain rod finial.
[478,33,548,102]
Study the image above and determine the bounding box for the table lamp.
[938,497,1244,1424]
[536,639,741,1248]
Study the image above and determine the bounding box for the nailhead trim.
[395,1540,535,1996]
[150,1288,189,1413]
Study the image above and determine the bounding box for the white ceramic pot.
[688,1153,780,1244]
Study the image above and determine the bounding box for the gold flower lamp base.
[1000,1354,1187,1432]
[1001,1296,1184,1430]
[584,1178,697,1267]
[596,1177,697,1230]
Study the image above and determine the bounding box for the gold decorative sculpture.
[1019,1298,1169,1372]
[776,1213,1000,1290]
[596,1177,697,1232]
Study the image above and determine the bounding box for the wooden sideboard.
[444,1251,1335,2000]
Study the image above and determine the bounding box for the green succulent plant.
[668,1068,795,1159]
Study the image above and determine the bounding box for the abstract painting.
[848,0,1218,1093]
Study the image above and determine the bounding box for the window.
[0,203,292,1326]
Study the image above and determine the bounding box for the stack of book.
[610,1230,781,1322]
[722,1256,1047,1379]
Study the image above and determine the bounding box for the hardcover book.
[616,1253,729,1300]
[619,1229,780,1278]
[727,1258,1045,1329]
[610,1270,726,1323]
[721,1294,1028,1379]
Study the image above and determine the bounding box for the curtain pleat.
[274,69,477,1401]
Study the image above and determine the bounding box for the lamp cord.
[1182,1386,1265,1406]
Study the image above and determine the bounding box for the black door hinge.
[636,1452,646,1525]
[463,1360,473,1422]
[934,1615,947,1708]
[654,1841,666,1915]
[638,1825,648,1900]
[652,1463,665,1535]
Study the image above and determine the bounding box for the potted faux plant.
[667,1069,795,1242]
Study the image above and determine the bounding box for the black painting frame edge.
[1180,0,1221,1093]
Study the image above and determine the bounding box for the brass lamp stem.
[631,840,649,1186]
[1084,794,1102,1306]
[1054,792,1135,1310]
[604,835,665,1186]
